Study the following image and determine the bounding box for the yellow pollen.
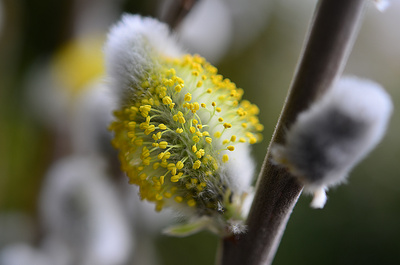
[159,124,167,130]
[176,161,184,169]
[222,154,229,163]
[239,137,246,143]
[216,107,222,112]
[201,103,206,108]
[175,196,183,203]
[175,84,183,92]
[184,93,192,101]
[192,119,198,125]
[197,124,203,129]
[190,126,196,134]
[249,137,257,144]
[193,136,200,142]
[230,135,237,142]
[193,160,201,169]
[159,141,168,149]
[212,101,216,107]
[218,117,224,122]
[206,137,212,143]
[162,96,172,105]
[223,123,232,129]
[227,146,235,151]
[192,144,197,152]
[187,199,196,207]
[176,128,183,133]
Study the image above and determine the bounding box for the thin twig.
[158,0,199,30]
[219,0,367,265]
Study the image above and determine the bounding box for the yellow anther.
[192,144,197,153]
[196,149,205,158]
[206,89,212,93]
[227,146,235,151]
[139,173,147,180]
[222,139,229,145]
[192,136,200,143]
[197,124,203,129]
[176,128,183,133]
[249,137,257,144]
[164,192,172,198]
[212,101,216,106]
[134,139,143,146]
[222,154,229,163]
[192,70,199,76]
[187,199,196,207]
[176,161,184,169]
[152,143,159,147]
[196,81,203,87]
[196,131,202,137]
[174,196,183,203]
[230,135,237,142]
[162,96,172,105]
[184,93,192,101]
[192,119,198,125]
[158,123,167,130]
[193,102,200,111]
[160,175,165,185]
[144,125,155,135]
[175,84,183,92]
[156,194,163,200]
[169,103,175,109]
[153,162,160,169]
[159,141,168,149]
[202,75,207,80]
[206,137,212,143]
[223,123,232,129]
[256,124,264,131]
[218,117,224,122]
[214,131,221,138]
[201,103,206,108]
[242,123,248,128]
[239,137,246,143]
[166,68,176,75]
[193,160,201,169]
[190,126,196,134]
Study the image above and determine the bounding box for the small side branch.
[158,0,199,30]
[220,0,367,265]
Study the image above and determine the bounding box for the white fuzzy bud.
[272,76,393,208]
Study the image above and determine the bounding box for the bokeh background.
[1,0,400,264]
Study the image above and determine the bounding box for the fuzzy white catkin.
[272,76,393,208]
[104,14,183,104]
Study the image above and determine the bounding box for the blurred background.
[1,0,400,264]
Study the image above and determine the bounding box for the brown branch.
[158,0,199,30]
[219,0,367,265]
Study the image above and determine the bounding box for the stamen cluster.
[109,54,263,226]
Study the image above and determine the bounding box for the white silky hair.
[272,76,393,208]
[104,14,183,104]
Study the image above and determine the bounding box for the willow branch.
[219,0,367,265]
[158,0,199,30]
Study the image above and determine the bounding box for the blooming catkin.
[105,15,263,235]
[271,76,392,208]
